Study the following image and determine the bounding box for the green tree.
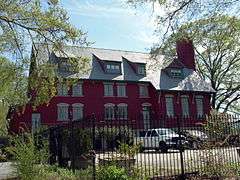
[0,0,89,133]
[152,15,240,112]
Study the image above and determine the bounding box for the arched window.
[104,103,115,120]
[117,103,128,120]
[57,103,69,121]
[72,103,84,120]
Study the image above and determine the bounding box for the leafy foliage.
[6,133,49,180]
[154,15,240,112]
[0,0,90,134]
[127,0,240,43]
[97,165,129,180]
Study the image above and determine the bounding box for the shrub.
[96,165,129,180]
[6,133,49,180]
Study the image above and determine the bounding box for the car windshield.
[187,130,207,137]
[157,129,177,136]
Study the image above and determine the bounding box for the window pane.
[72,83,83,96]
[196,98,204,117]
[117,85,126,97]
[139,85,148,97]
[166,97,174,117]
[105,106,115,120]
[57,83,68,96]
[117,105,127,119]
[104,84,113,96]
[181,97,189,117]
[73,106,83,120]
[138,65,145,75]
[58,106,68,121]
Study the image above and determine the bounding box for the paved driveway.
[0,162,16,180]
[97,147,240,176]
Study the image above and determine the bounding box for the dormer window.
[170,69,182,78]
[58,58,78,73]
[137,64,146,75]
[105,63,121,74]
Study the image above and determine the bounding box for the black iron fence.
[48,114,240,179]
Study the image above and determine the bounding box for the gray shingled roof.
[33,44,215,93]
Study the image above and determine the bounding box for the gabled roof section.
[166,58,185,69]
[31,44,215,93]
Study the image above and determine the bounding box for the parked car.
[134,128,188,153]
[182,130,208,149]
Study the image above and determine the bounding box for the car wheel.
[159,141,168,153]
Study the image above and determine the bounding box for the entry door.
[142,106,150,130]
[32,113,41,132]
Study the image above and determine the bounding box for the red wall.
[9,80,212,133]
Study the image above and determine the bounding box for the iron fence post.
[70,116,75,173]
[177,115,185,180]
[92,114,96,180]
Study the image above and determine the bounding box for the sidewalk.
[0,162,16,180]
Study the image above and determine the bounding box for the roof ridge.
[33,43,150,55]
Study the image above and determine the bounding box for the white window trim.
[57,103,69,121]
[195,96,204,118]
[117,103,128,120]
[181,96,190,117]
[104,103,115,120]
[57,83,69,97]
[165,96,174,117]
[117,84,127,97]
[104,83,114,97]
[31,113,41,132]
[104,103,115,107]
[72,103,84,107]
[142,102,152,107]
[139,84,149,98]
[72,103,84,121]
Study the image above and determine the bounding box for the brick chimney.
[176,39,196,70]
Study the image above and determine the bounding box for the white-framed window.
[139,84,149,97]
[117,84,126,97]
[104,83,114,96]
[72,103,84,121]
[165,95,174,117]
[104,103,115,120]
[72,82,83,96]
[106,63,121,73]
[142,103,151,129]
[57,83,68,96]
[170,69,182,78]
[181,96,190,117]
[31,113,41,132]
[57,103,69,121]
[138,64,146,75]
[196,96,204,118]
[117,103,128,120]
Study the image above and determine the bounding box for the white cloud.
[62,0,163,46]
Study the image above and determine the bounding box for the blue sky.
[61,0,159,52]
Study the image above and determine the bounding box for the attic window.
[106,63,121,74]
[170,69,182,78]
[137,64,146,75]
[58,58,78,73]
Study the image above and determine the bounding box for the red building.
[9,40,215,133]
